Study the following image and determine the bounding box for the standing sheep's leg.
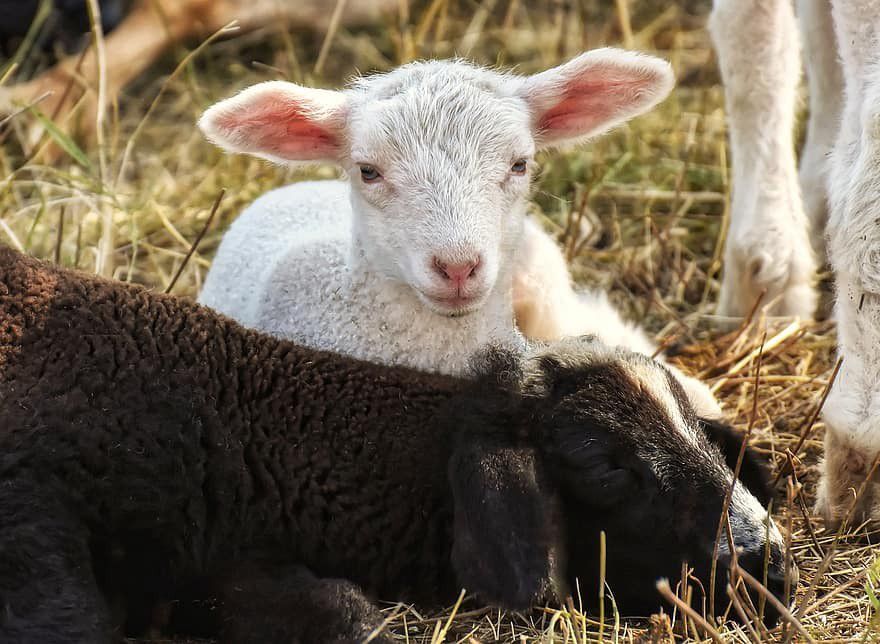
[217,563,392,644]
[710,0,818,319]
[797,0,844,256]
[816,0,880,527]
[0,479,112,642]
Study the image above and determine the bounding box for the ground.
[0,0,877,641]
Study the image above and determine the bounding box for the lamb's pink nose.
[433,257,480,286]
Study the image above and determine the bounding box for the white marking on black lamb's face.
[522,336,789,617]
[726,480,784,555]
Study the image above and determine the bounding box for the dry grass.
[1,0,877,641]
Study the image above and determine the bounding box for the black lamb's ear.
[448,434,562,609]
[698,417,774,506]
[547,429,642,508]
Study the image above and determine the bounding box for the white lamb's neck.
[346,238,525,375]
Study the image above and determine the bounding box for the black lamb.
[0,246,788,642]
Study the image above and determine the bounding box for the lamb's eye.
[359,165,382,183]
[511,159,528,175]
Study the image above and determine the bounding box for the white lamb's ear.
[198,81,348,164]
[517,48,674,149]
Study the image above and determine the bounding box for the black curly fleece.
[0,246,479,641]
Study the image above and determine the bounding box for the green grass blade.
[28,106,92,170]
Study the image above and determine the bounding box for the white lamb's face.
[345,69,534,316]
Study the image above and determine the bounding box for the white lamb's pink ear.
[198,81,348,164]
[517,48,674,149]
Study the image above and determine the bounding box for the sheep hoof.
[717,254,817,320]
[816,426,880,531]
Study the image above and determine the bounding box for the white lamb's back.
[199,181,350,326]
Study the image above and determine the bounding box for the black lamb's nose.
[762,565,790,602]
[735,550,796,627]
[738,549,796,597]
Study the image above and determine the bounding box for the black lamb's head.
[448,337,791,625]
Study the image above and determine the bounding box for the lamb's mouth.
[419,291,484,316]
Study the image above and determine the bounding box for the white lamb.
[197,50,720,417]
